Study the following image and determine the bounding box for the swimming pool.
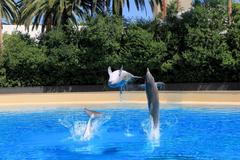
[0,104,240,159]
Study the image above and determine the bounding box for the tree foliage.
[20,0,105,31]
[1,2,240,86]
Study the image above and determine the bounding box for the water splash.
[141,117,160,142]
[59,119,86,140]
[72,121,87,140]
[58,118,73,128]
[149,116,160,140]
[162,113,178,128]
[124,125,134,137]
[141,118,160,153]
[59,115,111,142]
[124,129,134,137]
[81,116,95,141]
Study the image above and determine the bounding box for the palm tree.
[91,0,98,17]
[105,0,145,16]
[150,0,161,17]
[20,0,104,32]
[162,0,167,18]
[150,0,167,19]
[0,0,18,50]
[176,0,180,11]
[228,0,232,24]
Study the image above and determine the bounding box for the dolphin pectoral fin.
[84,108,102,118]
[132,76,142,79]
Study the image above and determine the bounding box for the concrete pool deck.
[0,91,239,109]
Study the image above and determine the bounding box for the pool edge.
[0,91,239,109]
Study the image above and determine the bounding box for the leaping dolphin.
[108,66,141,89]
[145,68,159,132]
[83,108,102,140]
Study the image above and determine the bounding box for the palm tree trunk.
[46,16,52,31]
[228,0,232,24]
[0,16,2,53]
[91,1,97,17]
[153,0,161,18]
[162,0,167,19]
[112,0,123,16]
[118,0,123,16]
[104,0,107,12]
[176,0,180,11]
[103,0,107,15]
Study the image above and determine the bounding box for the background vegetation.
[0,1,240,86]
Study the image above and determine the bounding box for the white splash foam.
[59,115,111,142]
[124,128,134,137]
[149,116,160,140]
[71,121,87,140]
[58,118,72,128]
[82,116,94,141]
[141,117,160,141]
[141,117,160,151]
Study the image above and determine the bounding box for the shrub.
[120,26,167,79]
[1,7,240,86]
[3,33,47,86]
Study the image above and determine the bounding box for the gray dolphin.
[145,68,159,129]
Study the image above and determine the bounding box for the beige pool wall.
[0,91,239,108]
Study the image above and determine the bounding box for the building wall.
[2,25,42,38]
[153,0,193,18]
[178,0,192,11]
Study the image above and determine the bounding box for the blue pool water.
[1,105,240,160]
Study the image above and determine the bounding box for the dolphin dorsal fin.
[147,68,150,73]
[119,65,123,76]
[84,108,102,118]
[108,66,112,75]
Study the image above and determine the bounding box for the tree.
[149,0,168,19]
[106,0,146,16]
[176,0,180,11]
[228,0,232,24]
[150,0,161,17]
[0,0,18,51]
[20,0,104,32]
[162,0,167,18]
[120,26,166,77]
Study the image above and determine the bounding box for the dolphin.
[83,108,102,140]
[145,68,159,130]
[108,66,141,89]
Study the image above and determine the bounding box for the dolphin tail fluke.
[84,108,102,118]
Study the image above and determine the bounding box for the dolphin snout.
[108,80,114,85]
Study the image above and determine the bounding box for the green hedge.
[1,3,240,87]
